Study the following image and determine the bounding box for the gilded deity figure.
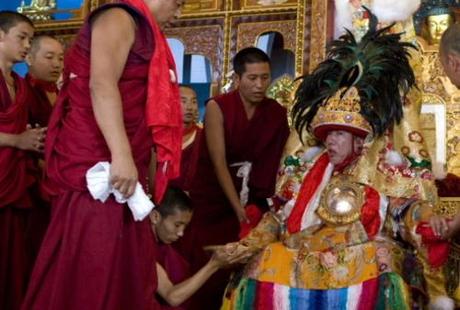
[17,0,57,21]
[415,1,457,45]
[19,0,56,11]
[425,8,454,44]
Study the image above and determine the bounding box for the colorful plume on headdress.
[292,7,416,141]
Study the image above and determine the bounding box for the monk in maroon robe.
[26,35,63,127]
[150,187,193,309]
[0,12,46,310]
[182,47,290,309]
[24,35,64,267]
[22,0,184,309]
[170,85,202,191]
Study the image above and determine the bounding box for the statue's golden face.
[427,14,453,44]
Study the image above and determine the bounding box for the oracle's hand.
[223,242,252,264]
[110,154,138,198]
[15,125,47,152]
[429,215,450,239]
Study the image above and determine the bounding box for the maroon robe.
[169,125,202,191]
[182,90,290,309]
[23,73,56,272]
[22,4,157,310]
[0,71,36,310]
[25,73,56,128]
[155,242,191,309]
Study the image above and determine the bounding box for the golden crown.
[310,87,372,140]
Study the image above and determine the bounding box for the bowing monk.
[169,85,202,190]
[151,187,193,309]
[0,11,46,310]
[182,47,290,309]
[22,0,184,309]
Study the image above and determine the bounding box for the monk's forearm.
[0,132,19,148]
[205,101,242,211]
[90,81,132,159]
[214,161,243,210]
[163,260,219,306]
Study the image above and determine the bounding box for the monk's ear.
[0,29,5,42]
[233,73,241,89]
[150,210,161,225]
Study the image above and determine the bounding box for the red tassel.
[416,222,450,268]
[360,187,381,238]
[239,204,264,239]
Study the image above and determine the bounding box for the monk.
[0,11,46,310]
[150,187,193,309]
[182,47,290,309]
[170,85,202,190]
[151,187,246,308]
[25,35,63,127]
[21,0,184,309]
[22,35,64,267]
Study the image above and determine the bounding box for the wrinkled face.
[0,22,34,63]
[440,49,460,87]
[27,37,64,82]
[151,209,193,244]
[427,14,452,44]
[235,62,271,105]
[180,86,198,125]
[148,0,184,26]
[325,130,355,165]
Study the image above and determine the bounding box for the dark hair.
[0,11,34,33]
[440,23,460,56]
[179,84,197,95]
[232,47,270,76]
[29,35,61,57]
[156,187,193,217]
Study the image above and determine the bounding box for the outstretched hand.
[208,242,253,268]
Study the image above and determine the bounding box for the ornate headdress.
[292,8,416,142]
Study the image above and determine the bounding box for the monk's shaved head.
[27,35,64,82]
[0,11,33,33]
[29,35,61,57]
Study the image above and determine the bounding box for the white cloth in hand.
[86,161,154,221]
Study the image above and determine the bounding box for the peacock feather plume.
[292,7,416,141]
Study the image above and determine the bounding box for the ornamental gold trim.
[309,0,328,72]
[434,197,460,217]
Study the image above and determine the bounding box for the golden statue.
[416,2,455,45]
[17,0,56,21]
[425,12,454,44]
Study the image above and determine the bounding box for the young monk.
[151,187,236,309]
[0,11,46,310]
